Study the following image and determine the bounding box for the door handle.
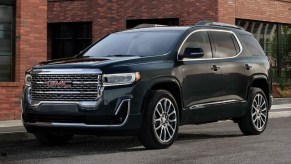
[244,64,252,70]
[211,65,220,71]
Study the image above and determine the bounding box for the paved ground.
[1,118,291,164]
[0,105,291,164]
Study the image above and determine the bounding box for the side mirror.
[181,48,204,59]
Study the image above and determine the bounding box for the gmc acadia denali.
[22,22,272,149]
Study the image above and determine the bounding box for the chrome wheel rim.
[251,94,268,131]
[153,98,177,143]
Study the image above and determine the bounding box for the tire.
[138,90,179,149]
[238,87,269,135]
[34,133,73,145]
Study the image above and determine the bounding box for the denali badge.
[46,81,72,88]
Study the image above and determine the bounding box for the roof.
[118,22,252,35]
[122,26,191,33]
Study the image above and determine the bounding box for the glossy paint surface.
[22,26,271,133]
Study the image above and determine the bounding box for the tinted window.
[83,31,182,57]
[239,34,266,56]
[231,34,240,54]
[180,31,212,58]
[210,31,238,58]
[0,5,14,81]
[50,22,92,59]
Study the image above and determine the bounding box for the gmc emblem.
[46,81,72,88]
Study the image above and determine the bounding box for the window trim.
[177,29,243,61]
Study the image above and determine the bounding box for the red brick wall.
[0,0,47,121]
[218,0,291,24]
[218,0,236,24]
[1,0,290,121]
[235,0,291,24]
[48,0,218,41]
[48,0,93,23]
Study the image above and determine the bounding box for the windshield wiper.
[107,54,141,57]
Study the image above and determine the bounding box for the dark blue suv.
[22,22,272,149]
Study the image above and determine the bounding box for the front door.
[177,31,223,123]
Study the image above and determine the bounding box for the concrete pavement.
[1,114,291,163]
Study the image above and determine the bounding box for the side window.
[239,34,265,56]
[231,34,240,54]
[180,31,212,59]
[210,31,239,58]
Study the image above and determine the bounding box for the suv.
[22,22,272,149]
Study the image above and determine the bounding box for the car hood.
[32,56,142,69]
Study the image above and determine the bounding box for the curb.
[273,98,291,105]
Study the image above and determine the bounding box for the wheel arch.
[141,77,183,122]
[248,74,271,109]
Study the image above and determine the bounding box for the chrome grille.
[31,74,101,101]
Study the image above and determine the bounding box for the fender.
[247,73,271,105]
[140,76,184,113]
[251,74,268,82]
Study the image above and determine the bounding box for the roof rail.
[195,21,243,30]
[132,24,167,29]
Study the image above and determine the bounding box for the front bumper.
[22,87,144,135]
[23,113,143,135]
[22,68,149,134]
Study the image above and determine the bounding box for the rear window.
[239,34,266,56]
[210,31,239,58]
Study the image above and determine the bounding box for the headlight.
[25,74,32,86]
[102,72,140,86]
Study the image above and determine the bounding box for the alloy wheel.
[153,98,177,143]
[251,94,268,131]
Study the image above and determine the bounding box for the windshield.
[82,31,183,57]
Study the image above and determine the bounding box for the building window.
[236,19,291,80]
[0,4,14,81]
[126,18,179,29]
[49,22,92,59]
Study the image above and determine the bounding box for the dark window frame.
[49,22,92,59]
[0,2,16,82]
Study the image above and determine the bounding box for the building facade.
[47,0,291,77]
[0,0,47,120]
[0,0,290,120]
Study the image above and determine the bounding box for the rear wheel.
[34,133,73,145]
[139,90,179,149]
[238,87,269,135]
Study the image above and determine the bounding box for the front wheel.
[238,87,269,135]
[138,90,179,149]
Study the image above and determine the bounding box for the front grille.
[31,74,101,101]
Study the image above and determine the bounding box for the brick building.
[0,0,290,120]
[0,0,47,120]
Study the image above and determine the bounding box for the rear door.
[209,30,250,117]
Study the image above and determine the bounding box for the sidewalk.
[0,101,290,144]
[0,120,32,144]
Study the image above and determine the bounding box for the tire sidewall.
[248,88,269,133]
[146,90,179,147]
